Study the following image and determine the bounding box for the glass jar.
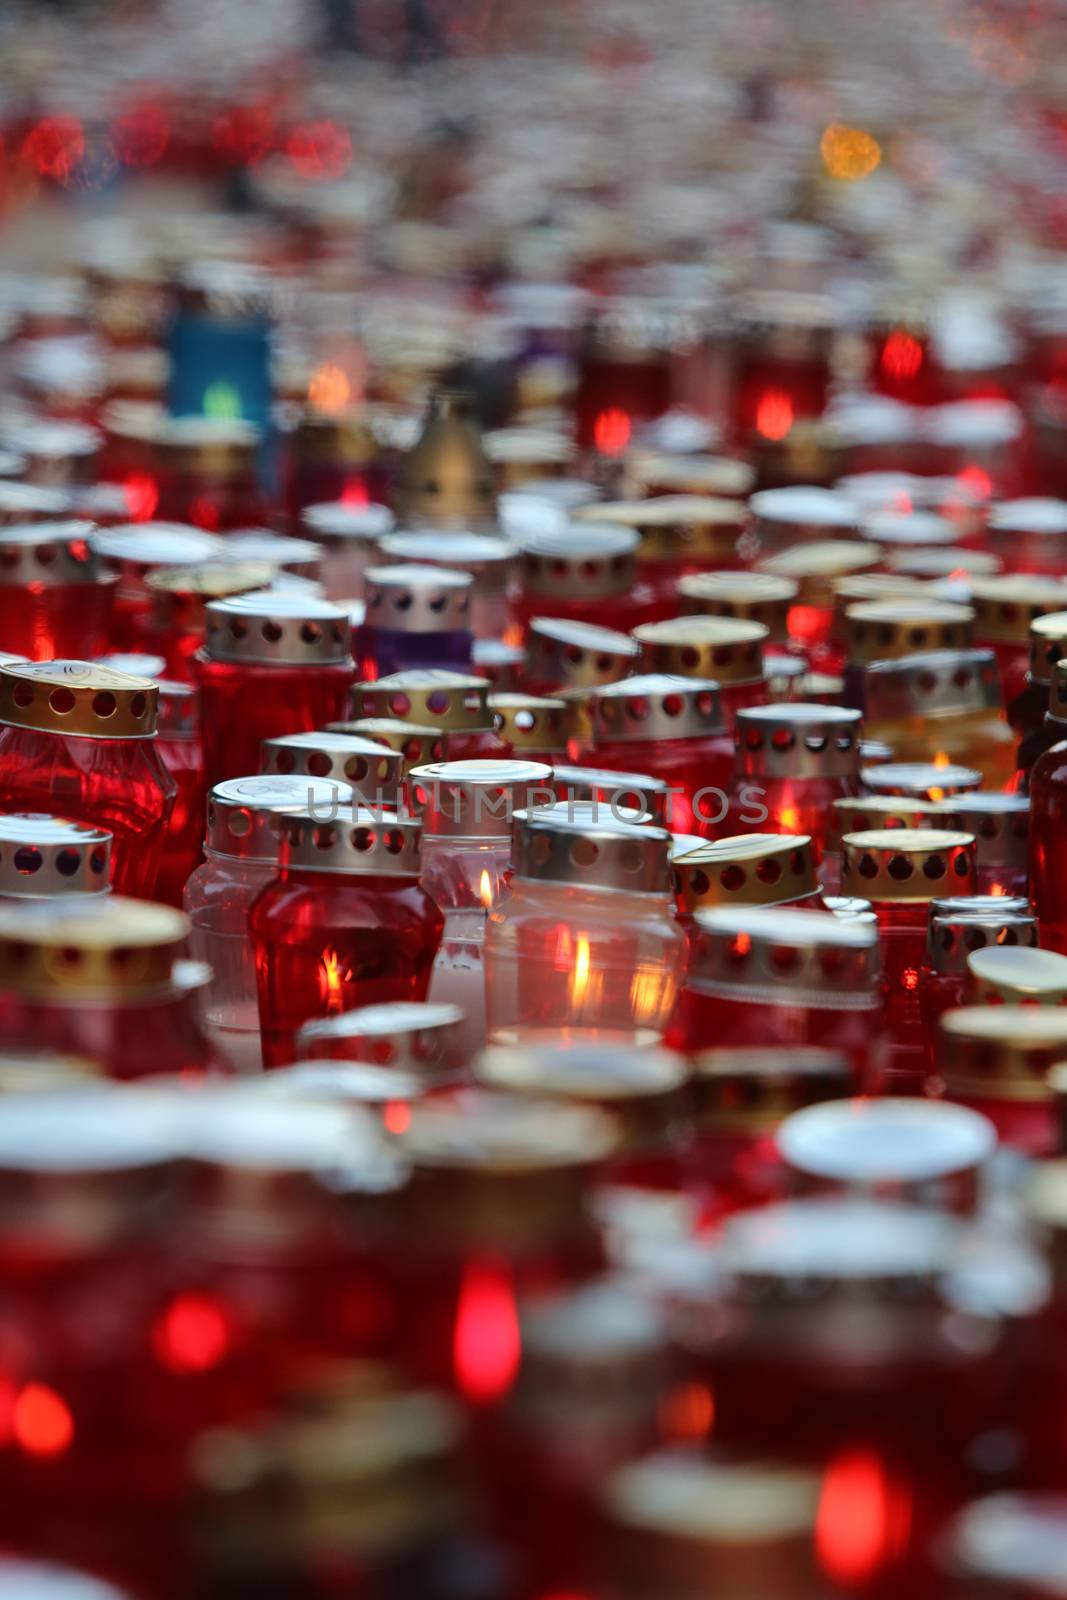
[589,673,734,838]
[0,521,116,662]
[668,906,883,1086]
[969,575,1067,710]
[301,501,394,599]
[144,559,272,681]
[0,813,111,903]
[91,523,224,651]
[936,1007,1067,1155]
[553,765,671,827]
[730,288,837,443]
[756,539,882,671]
[572,298,682,451]
[351,669,511,760]
[843,597,975,709]
[1011,610,1067,786]
[864,648,1015,789]
[259,730,404,807]
[0,661,175,898]
[823,794,944,893]
[918,897,1037,1074]
[0,898,222,1078]
[410,758,554,1062]
[632,616,769,729]
[672,833,825,957]
[677,570,797,648]
[840,827,977,1089]
[484,801,684,1048]
[196,593,355,790]
[250,804,443,1067]
[513,521,663,637]
[378,530,517,641]
[574,495,748,603]
[862,761,983,803]
[934,792,1030,896]
[184,775,353,1073]
[728,704,863,859]
[523,617,640,702]
[489,693,568,765]
[288,408,388,516]
[357,563,474,679]
[154,416,264,531]
[777,1097,997,1214]
[295,999,466,1082]
[1022,1168,1067,1489]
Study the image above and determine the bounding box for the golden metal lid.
[0,660,158,740]
[528,617,640,690]
[484,425,575,481]
[260,731,404,800]
[840,828,976,903]
[296,1000,465,1077]
[206,776,354,861]
[0,1050,100,1094]
[864,648,1002,722]
[939,1005,1067,1101]
[351,669,493,733]
[0,520,104,588]
[926,896,1036,975]
[291,406,381,468]
[691,906,881,1006]
[757,540,881,608]
[0,896,187,997]
[749,486,859,540]
[1029,609,1067,685]
[553,765,669,825]
[966,946,1067,1007]
[302,500,395,546]
[225,531,322,578]
[518,520,638,600]
[512,800,672,892]
[0,814,111,898]
[862,761,983,802]
[845,598,975,663]
[147,560,274,631]
[677,571,796,641]
[393,392,496,529]
[735,703,861,780]
[410,757,553,838]
[673,833,818,915]
[970,574,1067,643]
[633,615,767,685]
[627,453,755,498]
[333,716,446,766]
[592,672,725,745]
[692,1047,852,1133]
[278,804,422,877]
[574,495,746,564]
[204,592,351,666]
[474,1042,686,1148]
[489,692,566,753]
[363,563,473,634]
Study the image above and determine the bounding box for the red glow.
[20,118,84,182]
[286,121,353,181]
[902,967,919,991]
[13,1384,73,1457]
[111,104,170,167]
[594,408,632,456]
[212,104,274,167]
[755,388,794,441]
[957,464,993,501]
[453,1256,521,1403]
[124,473,159,522]
[341,478,370,507]
[383,1099,411,1134]
[659,1380,715,1441]
[787,603,828,644]
[0,1376,16,1444]
[189,496,221,531]
[152,1293,231,1374]
[881,331,924,382]
[816,1451,910,1584]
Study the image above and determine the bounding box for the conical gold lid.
[393,392,496,529]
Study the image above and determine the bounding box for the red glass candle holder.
[154,416,264,531]
[0,898,222,1078]
[350,670,511,760]
[921,398,1027,500]
[864,648,1016,791]
[92,523,225,651]
[728,703,863,859]
[249,804,443,1067]
[196,593,355,791]
[757,537,881,670]
[839,827,977,1090]
[1011,610,1067,784]
[144,558,273,681]
[633,615,768,729]
[573,299,678,451]
[287,407,388,517]
[844,596,976,707]
[937,1006,1067,1155]
[333,715,447,771]
[0,661,175,898]
[970,575,1067,710]
[0,521,116,661]
[513,521,664,637]
[918,896,1037,1074]
[588,673,733,838]
[667,905,883,1087]
[302,500,395,600]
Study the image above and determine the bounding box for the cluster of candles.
[7,0,1067,1596]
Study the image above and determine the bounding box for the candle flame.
[479,869,494,910]
[308,361,352,416]
[932,752,951,769]
[572,933,591,1005]
[756,388,794,441]
[319,948,348,1013]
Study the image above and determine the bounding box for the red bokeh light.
[286,121,353,181]
[112,103,171,168]
[212,104,274,167]
[152,1293,231,1374]
[13,1384,74,1457]
[815,1450,911,1584]
[453,1256,521,1403]
[881,330,924,382]
[594,408,632,456]
[341,478,370,507]
[20,118,85,182]
[755,388,794,441]
[124,473,160,522]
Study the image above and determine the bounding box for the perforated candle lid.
[691,907,881,1004]
[692,1047,852,1132]
[591,672,724,744]
[277,804,422,877]
[401,1089,618,1171]
[352,669,493,732]
[204,592,351,666]
[749,485,859,534]
[206,775,354,861]
[628,453,755,497]
[777,1098,996,1184]
[574,494,746,563]
[720,1197,956,1285]
[865,648,1001,721]
[296,1000,465,1076]
[378,531,515,586]
[517,520,638,598]
[940,1006,1067,1101]
[475,1041,686,1102]
[146,560,274,628]
[673,833,818,914]
[633,616,767,684]
[409,758,553,838]
[862,509,960,548]
[0,896,187,997]
[1029,610,1067,684]
[0,660,158,739]
[926,895,1036,974]
[757,539,881,597]
[333,716,446,765]
[528,617,640,689]
[489,693,565,752]
[862,761,982,802]
[970,574,1067,642]
[552,764,670,825]
[260,731,403,798]
[967,945,1067,1006]
[512,800,672,893]
[735,703,861,779]
[845,598,975,663]
[677,570,796,639]
[363,563,472,632]
[0,482,70,524]
[92,523,225,573]
[225,531,323,575]
[933,791,1029,871]
[302,501,395,544]
[0,520,102,587]
[0,814,111,898]
[840,827,976,902]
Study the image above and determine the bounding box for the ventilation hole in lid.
[571,837,599,868]
[230,620,247,639]
[720,864,746,891]
[92,692,117,719]
[662,694,684,717]
[858,853,878,879]
[228,809,252,837]
[953,850,971,876]
[35,545,56,566]
[756,858,782,885]
[13,846,42,875]
[745,727,762,750]
[55,848,80,877]
[383,828,404,854]
[918,671,937,692]
[425,691,449,714]
[314,824,337,850]
[307,753,332,778]
[770,943,799,974]
[804,734,828,754]
[620,841,645,873]
[12,683,33,708]
[888,854,914,880]
[772,728,794,751]
[300,623,321,645]
[390,693,413,716]
[627,697,650,721]
[130,693,147,719]
[275,750,295,774]
[345,756,369,782]
[680,646,699,669]
[262,621,283,643]
[49,688,76,715]
[689,868,710,896]
[922,854,946,879]
[396,593,414,612]
[89,845,108,873]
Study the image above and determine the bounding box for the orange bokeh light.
[755,389,794,441]
[13,1384,73,1457]
[821,123,882,182]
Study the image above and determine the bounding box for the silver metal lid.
[778,1097,995,1186]
[472,638,525,685]
[378,531,515,589]
[933,791,1029,873]
[278,804,422,877]
[553,764,670,825]
[691,906,881,1007]
[864,649,1002,722]
[735,704,862,779]
[260,731,405,801]
[409,758,554,838]
[861,509,960,549]
[518,521,638,599]
[945,1494,1067,1590]
[363,563,473,633]
[352,670,493,732]
[528,617,640,690]
[204,592,351,665]
[205,776,353,861]
[824,896,877,924]
[0,483,70,525]
[0,521,102,588]
[92,523,224,577]
[511,801,672,893]
[0,814,111,898]
[302,501,395,544]
[719,1198,957,1294]
[591,673,725,744]
[296,1000,465,1076]
[749,486,858,538]
[926,895,1036,974]
[224,531,323,577]
[862,761,983,801]
[1029,609,1067,685]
